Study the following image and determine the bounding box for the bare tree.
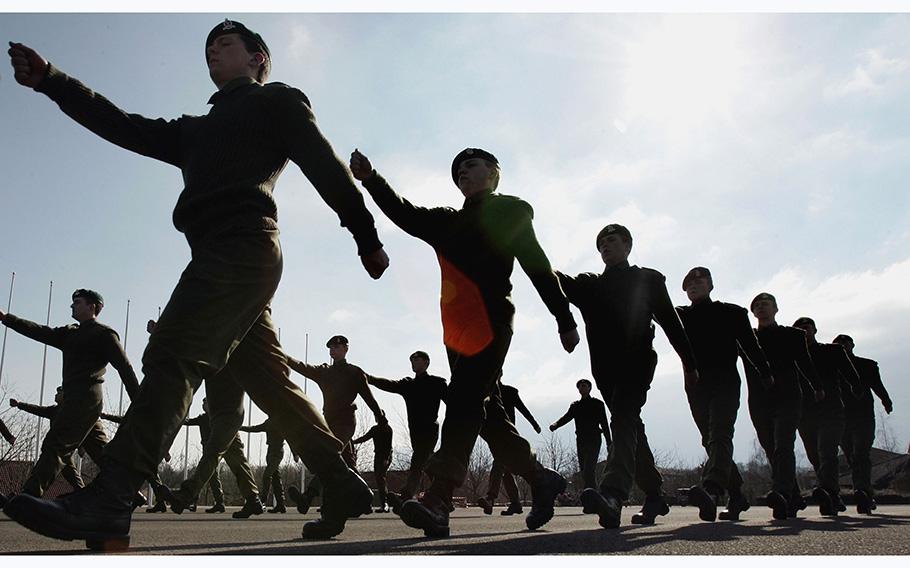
[464,443,492,503]
[875,409,899,453]
[536,431,574,476]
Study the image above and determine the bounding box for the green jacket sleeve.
[2,314,68,349]
[361,172,452,244]
[16,402,57,419]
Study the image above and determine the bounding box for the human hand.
[349,149,375,182]
[361,247,389,279]
[7,42,48,89]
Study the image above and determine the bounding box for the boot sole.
[5,499,130,552]
[813,489,836,517]
[399,501,450,537]
[688,489,717,522]
[767,493,788,520]
[526,474,567,530]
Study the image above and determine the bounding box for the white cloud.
[825,48,910,98]
[328,308,355,322]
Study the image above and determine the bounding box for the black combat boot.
[766,490,788,520]
[854,489,873,515]
[145,500,167,513]
[269,500,287,514]
[687,485,717,522]
[375,493,391,513]
[525,465,567,530]
[131,492,147,510]
[387,492,405,515]
[287,486,312,515]
[718,492,750,521]
[580,487,622,529]
[786,492,807,518]
[400,491,451,538]
[477,495,494,515]
[813,487,835,517]
[205,502,226,513]
[3,460,137,551]
[232,495,265,519]
[630,494,670,525]
[301,467,373,539]
[501,501,523,515]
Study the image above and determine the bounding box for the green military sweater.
[35,66,381,253]
[2,315,139,397]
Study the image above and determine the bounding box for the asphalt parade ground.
[1,505,909,555]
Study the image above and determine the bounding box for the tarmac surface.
[1,504,909,555]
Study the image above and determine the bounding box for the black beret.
[206,19,271,59]
[576,378,592,388]
[793,317,816,328]
[682,266,713,291]
[833,334,854,345]
[750,292,777,311]
[596,224,632,250]
[409,350,430,362]
[451,148,499,184]
[326,335,349,348]
[72,288,104,307]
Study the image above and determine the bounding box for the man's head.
[71,289,103,322]
[750,292,778,323]
[54,386,64,405]
[683,266,713,303]
[205,20,271,88]
[576,378,592,397]
[326,335,349,361]
[451,148,500,198]
[409,350,430,374]
[793,317,818,341]
[833,334,855,354]
[596,224,633,268]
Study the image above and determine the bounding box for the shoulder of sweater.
[260,81,312,108]
[489,193,533,215]
[636,266,666,282]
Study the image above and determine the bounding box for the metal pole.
[301,332,308,491]
[183,424,189,480]
[0,272,16,390]
[246,396,252,460]
[35,280,53,458]
[118,299,130,415]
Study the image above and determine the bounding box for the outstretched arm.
[0,311,66,349]
[549,406,574,432]
[287,356,330,387]
[513,392,541,433]
[239,421,269,433]
[367,375,406,395]
[13,401,56,419]
[0,417,14,445]
[100,412,123,424]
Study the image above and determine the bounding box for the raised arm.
[357,371,385,421]
[104,331,140,401]
[0,312,67,349]
[9,43,183,166]
[352,426,376,445]
[513,391,541,433]
[367,375,406,395]
[286,356,330,387]
[99,412,123,424]
[13,401,57,419]
[549,405,574,432]
[239,420,269,433]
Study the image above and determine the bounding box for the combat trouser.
[425,327,537,490]
[60,452,85,490]
[103,229,346,491]
[374,451,392,502]
[179,382,258,501]
[303,414,357,499]
[576,436,602,490]
[22,385,108,496]
[840,411,875,494]
[261,444,286,505]
[799,410,845,495]
[749,394,801,496]
[596,350,663,502]
[686,381,743,496]
[208,464,225,504]
[401,426,438,498]
[486,460,520,504]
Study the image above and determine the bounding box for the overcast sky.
[0,10,906,473]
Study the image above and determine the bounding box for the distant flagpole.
[300,332,309,491]
[118,299,130,415]
[0,271,16,390]
[35,280,53,457]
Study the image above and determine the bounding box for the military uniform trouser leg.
[207,463,225,504]
[798,411,845,495]
[596,352,662,502]
[304,417,357,499]
[374,452,392,498]
[103,229,344,490]
[487,460,520,503]
[687,384,742,495]
[22,386,107,496]
[841,412,875,494]
[425,327,536,487]
[261,446,285,503]
[576,438,602,490]
[749,397,801,496]
[61,452,85,490]
[180,380,258,501]
[401,428,438,497]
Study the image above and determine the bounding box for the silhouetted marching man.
[367,350,447,512]
[746,293,824,520]
[675,267,773,522]
[352,414,394,513]
[557,224,698,530]
[240,417,288,513]
[5,20,388,547]
[350,147,579,537]
[550,379,611,497]
[833,334,893,514]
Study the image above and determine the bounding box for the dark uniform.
[0,417,14,444]
[557,261,696,506]
[744,321,821,516]
[797,332,860,511]
[483,383,542,509]
[98,413,171,512]
[838,345,892,506]
[551,394,611,490]
[184,411,258,509]
[15,402,98,490]
[676,298,771,499]
[288,355,384,500]
[352,422,393,510]
[6,22,385,544]
[367,372,447,499]
[240,418,287,511]
[0,314,139,496]
[361,159,576,518]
